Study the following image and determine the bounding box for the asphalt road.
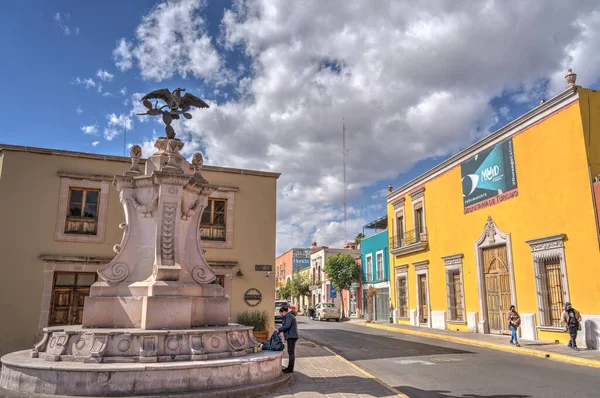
[297,316,599,398]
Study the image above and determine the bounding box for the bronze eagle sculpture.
[137,88,209,139]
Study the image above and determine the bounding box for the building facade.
[361,229,390,321]
[0,145,279,357]
[386,78,600,349]
[275,247,313,308]
[310,245,360,315]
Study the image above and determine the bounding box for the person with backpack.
[507,305,521,347]
[277,306,298,373]
[561,302,582,351]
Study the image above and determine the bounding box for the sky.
[2,0,600,255]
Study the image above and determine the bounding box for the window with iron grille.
[397,277,408,318]
[65,188,100,235]
[447,270,464,321]
[365,254,373,281]
[201,199,227,241]
[538,258,565,327]
[375,252,384,280]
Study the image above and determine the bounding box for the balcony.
[389,228,428,256]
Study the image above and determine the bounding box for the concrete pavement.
[298,316,599,398]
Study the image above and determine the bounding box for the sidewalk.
[265,339,403,398]
[353,319,600,368]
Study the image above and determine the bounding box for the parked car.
[274,300,296,322]
[314,302,340,321]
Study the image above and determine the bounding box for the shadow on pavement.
[277,374,395,397]
[302,329,474,361]
[395,386,530,398]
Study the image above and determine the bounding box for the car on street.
[274,300,296,322]
[314,302,340,321]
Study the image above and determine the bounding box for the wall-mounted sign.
[461,138,518,214]
[255,264,272,272]
[244,288,262,307]
[292,257,310,272]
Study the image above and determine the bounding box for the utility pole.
[342,119,348,243]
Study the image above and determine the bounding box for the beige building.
[0,144,279,357]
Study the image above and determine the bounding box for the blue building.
[360,216,390,321]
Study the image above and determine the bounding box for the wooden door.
[453,272,464,321]
[49,288,73,325]
[483,246,511,333]
[49,272,96,326]
[418,274,428,323]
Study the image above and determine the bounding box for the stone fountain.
[0,89,285,397]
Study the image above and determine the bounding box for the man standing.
[277,306,298,373]
[561,302,582,351]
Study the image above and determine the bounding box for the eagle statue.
[137,88,209,139]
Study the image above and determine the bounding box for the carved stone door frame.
[474,216,517,334]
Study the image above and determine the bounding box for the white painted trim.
[411,193,426,240]
[525,234,570,327]
[474,217,517,334]
[443,254,466,322]
[414,260,431,328]
[395,265,409,318]
[365,253,373,281]
[387,87,579,203]
[375,250,384,280]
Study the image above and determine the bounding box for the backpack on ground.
[262,331,284,351]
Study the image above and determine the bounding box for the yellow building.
[387,72,600,349]
[0,144,279,357]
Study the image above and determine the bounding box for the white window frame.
[443,254,466,324]
[200,189,236,249]
[395,265,409,319]
[393,198,406,247]
[55,175,110,243]
[414,260,431,327]
[525,234,570,331]
[410,187,426,240]
[375,250,384,280]
[365,254,373,281]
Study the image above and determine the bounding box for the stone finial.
[388,184,393,193]
[565,68,577,87]
[125,144,143,175]
[191,152,208,184]
[161,139,184,173]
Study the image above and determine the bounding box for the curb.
[361,322,600,369]
[300,338,409,398]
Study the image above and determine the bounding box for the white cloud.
[73,77,96,89]
[120,87,127,96]
[103,128,120,141]
[97,83,103,93]
[54,12,72,36]
[113,39,133,71]
[76,105,83,114]
[111,0,224,82]
[92,141,100,147]
[370,189,388,200]
[122,0,600,254]
[81,124,98,135]
[75,27,80,35]
[106,112,133,130]
[96,69,114,81]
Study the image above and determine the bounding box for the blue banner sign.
[330,284,337,299]
[292,257,310,272]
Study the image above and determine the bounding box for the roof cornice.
[387,86,579,203]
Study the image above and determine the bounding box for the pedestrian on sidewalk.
[561,302,582,351]
[278,305,298,373]
[507,305,521,347]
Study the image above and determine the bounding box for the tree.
[278,279,292,300]
[289,272,311,308]
[354,232,366,246]
[324,253,360,319]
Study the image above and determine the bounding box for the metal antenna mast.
[343,119,348,243]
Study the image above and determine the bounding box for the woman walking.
[507,305,521,347]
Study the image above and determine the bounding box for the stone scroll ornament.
[136,87,209,139]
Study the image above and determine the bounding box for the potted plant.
[235,310,270,342]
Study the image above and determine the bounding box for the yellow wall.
[388,97,600,343]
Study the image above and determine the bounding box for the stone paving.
[264,339,399,398]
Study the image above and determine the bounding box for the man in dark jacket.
[277,306,298,373]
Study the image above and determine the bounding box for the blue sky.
[2,1,600,254]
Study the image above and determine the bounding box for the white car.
[314,302,340,321]
[274,300,296,322]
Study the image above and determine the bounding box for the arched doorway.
[483,246,511,333]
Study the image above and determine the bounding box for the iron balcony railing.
[389,227,428,250]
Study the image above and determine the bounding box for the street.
[297,317,599,398]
